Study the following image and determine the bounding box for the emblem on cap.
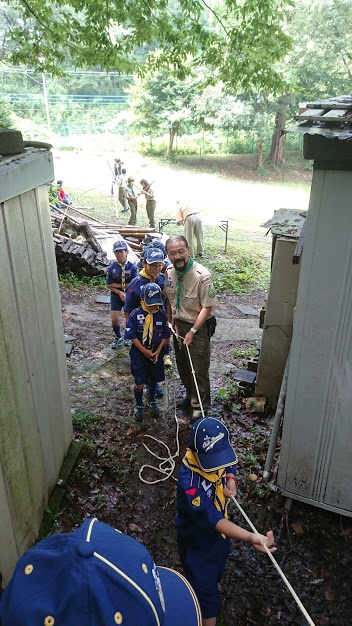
[202,432,224,452]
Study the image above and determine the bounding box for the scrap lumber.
[54,233,109,276]
[50,203,160,276]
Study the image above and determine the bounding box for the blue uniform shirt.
[125,306,170,348]
[175,462,237,544]
[124,273,165,314]
[106,260,138,287]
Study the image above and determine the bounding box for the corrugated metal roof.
[285,95,352,139]
[262,208,307,238]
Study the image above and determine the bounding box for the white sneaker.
[163,354,172,367]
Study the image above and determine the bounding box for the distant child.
[175,417,276,626]
[106,240,138,349]
[57,179,72,205]
[124,282,170,422]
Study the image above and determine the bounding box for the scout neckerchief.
[174,257,193,310]
[182,449,228,520]
[140,268,154,281]
[117,261,126,291]
[141,301,158,346]
[128,184,136,197]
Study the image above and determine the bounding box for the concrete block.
[247,357,259,372]
[0,129,24,156]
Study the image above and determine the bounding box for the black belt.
[185,213,199,219]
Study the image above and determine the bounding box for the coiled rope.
[138,325,205,484]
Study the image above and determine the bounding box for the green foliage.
[207,251,270,293]
[1,0,291,93]
[72,409,97,429]
[58,272,106,290]
[232,345,257,358]
[0,97,14,128]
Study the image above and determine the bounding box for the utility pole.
[42,72,51,134]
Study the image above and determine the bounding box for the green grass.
[58,271,106,289]
[72,409,98,429]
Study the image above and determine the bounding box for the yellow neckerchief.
[117,261,126,290]
[140,268,153,280]
[183,450,228,519]
[141,300,158,346]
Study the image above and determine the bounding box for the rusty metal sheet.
[262,208,307,238]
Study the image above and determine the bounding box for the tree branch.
[199,0,229,37]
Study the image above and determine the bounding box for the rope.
[138,324,317,626]
[230,495,316,626]
[138,324,206,484]
[138,349,180,485]
[169,324,206,418]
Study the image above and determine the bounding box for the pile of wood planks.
[51,203,158,276]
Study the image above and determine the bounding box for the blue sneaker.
[111,337,123,349]
[148,401,160,417]
[134,405,144,422]
[145,383,164,398]
[156,383,164,398]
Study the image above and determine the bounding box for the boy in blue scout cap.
[124,282,170,421]
[0,517,202,626]
[125,246,168,395]
[136,243,172,368]
[106,240,138,349]
[175,417,276,626]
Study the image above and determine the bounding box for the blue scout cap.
[113,240,127,252]
[0,518,202,626]
[188,417,238,471]
[148,241,166,257]
[145,248,164,264]
[140,283,163,306]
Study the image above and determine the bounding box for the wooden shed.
[0,145,72,585]
[276,96,352,516]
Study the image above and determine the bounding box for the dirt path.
[53,151,310,232]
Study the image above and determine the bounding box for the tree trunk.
[269,94,289,166]
[166,120,181,159]
[256,138,264,169]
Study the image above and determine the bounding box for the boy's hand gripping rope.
[230,496,316,626]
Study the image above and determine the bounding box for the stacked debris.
[51,203,159,276]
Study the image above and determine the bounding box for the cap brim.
[145,299,163,306]
[158,567,202,626]
[197,448,237,472]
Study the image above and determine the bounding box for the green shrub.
[72,409,97,429]
[207,251,270,293]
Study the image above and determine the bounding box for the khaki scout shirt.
[175,202,199,226]
[164,261,217,323]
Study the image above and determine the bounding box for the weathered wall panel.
[0,150,72,584]
[255,238,300,405]
[278,170,352,516]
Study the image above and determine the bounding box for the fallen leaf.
[129,523,143,533]
[324,588,335,602]
[310,578,324,585]
[291,522,304,535]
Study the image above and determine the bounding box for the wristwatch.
[190,327,197,334]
